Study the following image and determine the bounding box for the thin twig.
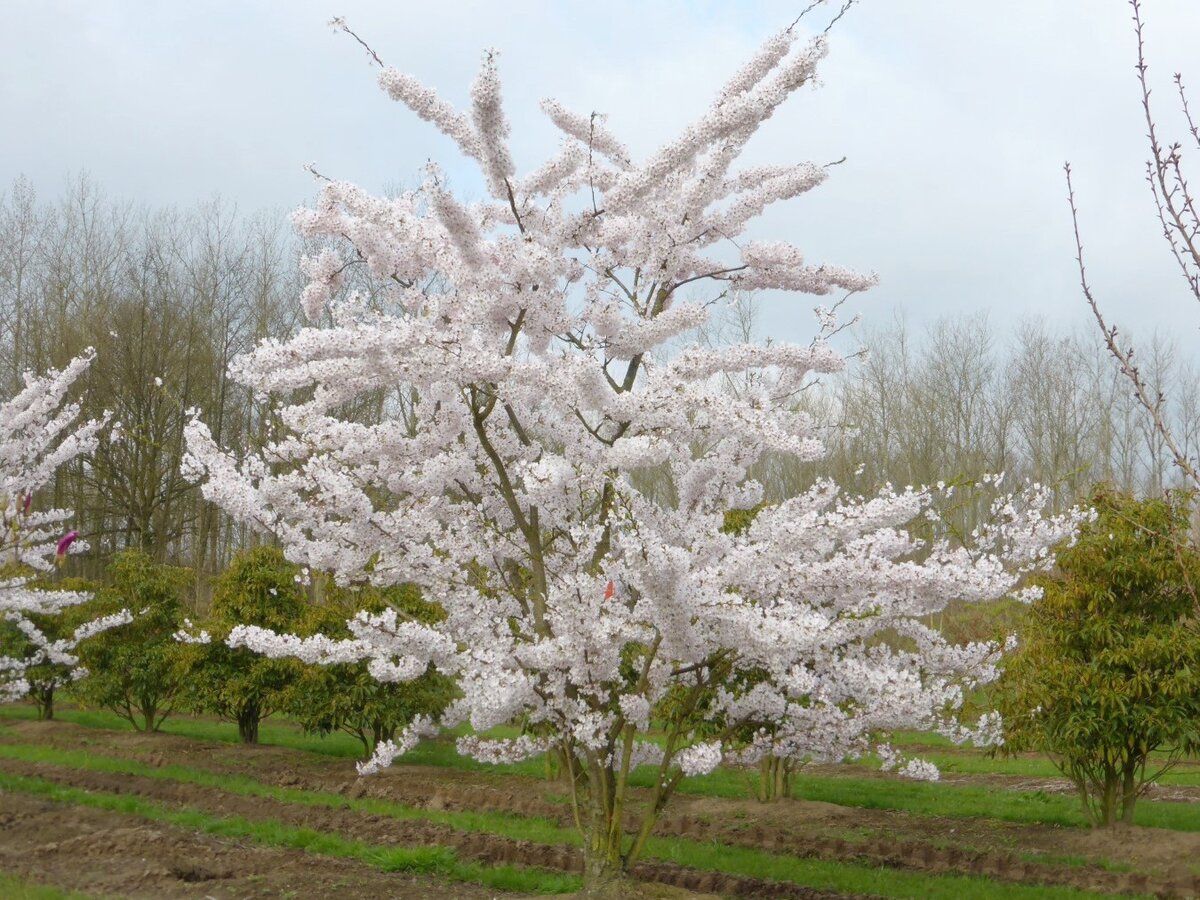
[1065,162,1200,489]
[329,17,386,68]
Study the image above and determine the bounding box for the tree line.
[742,304,1200,537]
[0,174,304,603]
[5,175,1198,610]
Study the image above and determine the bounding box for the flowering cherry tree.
[0,351,128,708]
[183,11,1080,894]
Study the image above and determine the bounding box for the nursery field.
[1,709,1200,898]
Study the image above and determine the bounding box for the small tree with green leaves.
[74,551,191,731]
[183,546,305,743]
[286,582,455,761]
[997,486,1200,826]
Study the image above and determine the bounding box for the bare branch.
[1066,162,1200,489]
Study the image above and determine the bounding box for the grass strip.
[7,704,1200,784]
[866,732,1200,784]
[0,743,1125,900]
[779,772,1200,832]
[0,769,578,895]
[0,873,92,900]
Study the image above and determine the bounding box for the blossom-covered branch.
[0,352,128,701]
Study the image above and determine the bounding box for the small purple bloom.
[55,530,79,558]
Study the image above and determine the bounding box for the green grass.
[0,705,374,760]
[877,731,1200,785]
[0,744,1132,897]
[784,771,1200,831]
[636,837,1119,900]
[14,702,1199,786]
[0,873,91,900]
[5,704,1199,832]
[0,769,579,895]
[0,704,552,774]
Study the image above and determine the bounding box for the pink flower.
[55,531,79,560]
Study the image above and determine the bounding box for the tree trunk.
[1120,765,1138,825]
[544,745,572,782]
[34,686,54,721]
[1100,772,1119,827]
[581,842,633,899]
[756,755,792,802]
[140,698,160,733]
[363,720,394,760]
[575,766,637,898]
[237,701,260,744]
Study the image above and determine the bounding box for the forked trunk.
[237,701,260,744]
[34,685,54,721]
[757,754,792,802]
[581,844,634,899]
[139,698,159,732]
[576,772,639,898]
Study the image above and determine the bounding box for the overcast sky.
[4,0,1200,348]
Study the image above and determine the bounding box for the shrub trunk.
[237,701,260,744]
[33,685,54,721]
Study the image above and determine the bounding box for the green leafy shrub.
[73,551,191,731]
[996,486,1200,826]
[184,546,306,743]
[286,582,456,761]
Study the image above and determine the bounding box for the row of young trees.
[6,541,453,760]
